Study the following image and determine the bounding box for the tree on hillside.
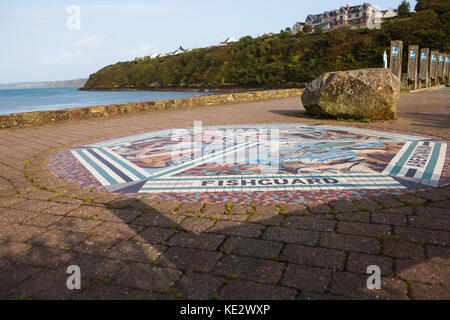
[415,0,450,14]
[397,1,410,18]
[303,25,313,33]
[315,26,324,34]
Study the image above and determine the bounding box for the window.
[356,13,359,17]
[348,14,352,18]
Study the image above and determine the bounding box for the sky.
[0,0,417,84]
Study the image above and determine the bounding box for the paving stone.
[309,204,331,214]
[69,206,141,223]
[353,199,382,211]
[428,188,450,198]
[281,244,345,270]
[220,237,283,259]
[16,246,77,269]
[297,292,346,300]
[415,206,450,220]
[71,255,127,280]
[6,269,76,300]
[24,213,64,227]
[330,200,358,213]
[0,263,41,296]
[247,214,284,226]
[320,233,379,254]
[408,216,450,232]
[153,200,181,214]
[178,202,204,214]
[74,285,169,300]
[336,212,371,223]
[116,263,181,292]
[283,216,336,232]
[206,214,249,222]
[282,204,308,216]
[0,197,25,208]
[383,240,425,260]
[52,217,104,233]
[337,221,391,237]
[255,205,279,215]
[426,245,450,265]
[415,191,446,202]
[174,273,224,300]
[106,240,166,263]
[371,211,408,226]
[375,196,405,208]
[395,227,450,246]
[215,255,285,284]
[0,224,45,243]
[90,222,145,240]
[0,208,40,224]
[410,283,450,300]
[167,232,225,251]
[346,253,393,276]
[73,235,120,255]
[396,260,450,286]
[202,203,226,215]
[229,204,250,215]
[179,217,215,233]
[263,226,320,246]
[159,247,223,273]
[11,199,57,212]
[430,199,450,209]
[131,212,185,228]
[220,280,297,300]
[208,221,264,238]
[330,273,408,300]
[29,229,87,249]
[395,194,426,206]
[0,241,30,261]
[134,227,176,245]
[281,264,332,293]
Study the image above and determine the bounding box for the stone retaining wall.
[0,88,303,129]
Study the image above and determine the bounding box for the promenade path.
[0,88,449,300]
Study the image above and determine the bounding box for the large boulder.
[301,68,400,120]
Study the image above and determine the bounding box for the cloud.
[83,4,175,16]
[74,34,110,49]
[35,50,82,67]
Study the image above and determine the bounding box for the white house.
[221,37,236,45]
[291,22,306,34]
[304,3,386,31]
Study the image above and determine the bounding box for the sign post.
[438,53,445,83]
[430,51,439,86]
[390,41,403,79]
[419,48,430,88]
[407,45,419,91]
[445,54,450,84]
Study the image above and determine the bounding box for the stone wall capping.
[0,89,303,129]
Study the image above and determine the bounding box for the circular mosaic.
[50,124,450,204]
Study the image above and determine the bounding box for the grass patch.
[269,256,281,262]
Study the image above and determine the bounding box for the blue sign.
[432,54,437,62]
[439,56,444,63]
[392,46,398,57]
[421,53,427,61]
[446,57,450,64]
[410,50,416,59]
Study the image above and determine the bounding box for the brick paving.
[0,89,449,300]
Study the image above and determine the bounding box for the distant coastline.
[0,79,87,90]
